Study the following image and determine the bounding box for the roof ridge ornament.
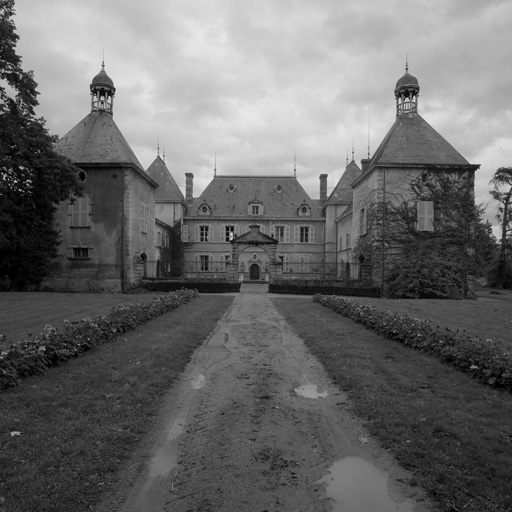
[395,60,419,117]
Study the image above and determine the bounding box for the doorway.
[249,263,260,280]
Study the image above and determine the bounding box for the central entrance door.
[249,263,260,280]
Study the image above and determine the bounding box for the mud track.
[96,290,438,512]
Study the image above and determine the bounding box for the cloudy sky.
[13,0,512,228]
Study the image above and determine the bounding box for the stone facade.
[47,62,479,294]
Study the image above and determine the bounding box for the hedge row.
[314,295,512,392]
[269,284,381,297]
[0,289,198,391]
[143,281,241,293]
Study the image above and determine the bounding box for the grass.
[271,297,512,512]
[0,295,233,512]
[348,287,512,354]
[0,291,167,347]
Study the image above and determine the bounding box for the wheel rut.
[96,292,438,512]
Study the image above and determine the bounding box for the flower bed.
[314,295,512,392]
[0,289,198,391]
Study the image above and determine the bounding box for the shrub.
[0,289,198,390]
[314,294,512,392]
[386,253,466,299]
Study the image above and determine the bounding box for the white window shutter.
[182,225,189,242]
[194,225,200,242]
[285,225,290,243]
[426,201,434,231]
[235,224,240,237]
[417,201,434,231]
[209,224,214,242]
[310,226,315,243]
[294,225,300,243]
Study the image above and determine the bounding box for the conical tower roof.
[146,155,185,202]
[368,113,470,168]
[326,159,361,203]
[55,112,144,171]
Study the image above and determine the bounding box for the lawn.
[348,287,512,353]
[0,291,166,347]
[272,296,512,512]
[0,294,234,512]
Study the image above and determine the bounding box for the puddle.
[131,330,232,509]
[294,384,328,398]
[191,374,206,389]
[196,331,232,369]
[317,457,417,512]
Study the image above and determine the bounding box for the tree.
[489,167,512,288]
[354,169,477,298]
[473,205,498,279]
[0,0,81,289]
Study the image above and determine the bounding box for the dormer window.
[298,204,311,217]
[199,204,211,216]
[248,200,263,216]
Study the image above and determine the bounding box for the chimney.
[185,173,194,204]
[319,174,328,202]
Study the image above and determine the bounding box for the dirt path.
[97,290,438,512]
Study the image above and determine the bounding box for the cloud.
[12,0,512,230]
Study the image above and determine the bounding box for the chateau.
[47,62,478,296]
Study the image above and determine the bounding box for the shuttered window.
[417,201,434,231]
[69,196,90,227]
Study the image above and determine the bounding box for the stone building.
[48,64,158,291]
[47,62,479,295]
[339,65,479,296]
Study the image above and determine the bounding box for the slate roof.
[55,111,144,171]
[368,113,470,168]
[190,175,321,218]
[146,156,185,202]
[326,160,361,203]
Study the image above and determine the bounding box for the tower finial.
[102,48,105,69]
[405,53,409,73]
[367,114,371,159]
[214,151,217,177]
[294,151,297,177]
[346,149,348,166]
[157,137,160,158]
[352,142,355,162]
[163,144,165,163]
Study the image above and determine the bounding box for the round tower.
[394,62,419,116]
[90,62,116,115]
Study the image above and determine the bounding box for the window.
[272,225,290,243]
[346,233,351,249]
[299,255,309,273]
[248,201,263,216]
[164,233,169,247]
[200,225,209,242]
[225,225,236,242]
[69,196,90,227]
[200,255,209,271]
[294,225,314,243]
[140,202,149,233]
[298,204,311,217]
[417,201,434,231]
[359,208,367,235]
[72,247,89,258]
[157,231,162,246]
